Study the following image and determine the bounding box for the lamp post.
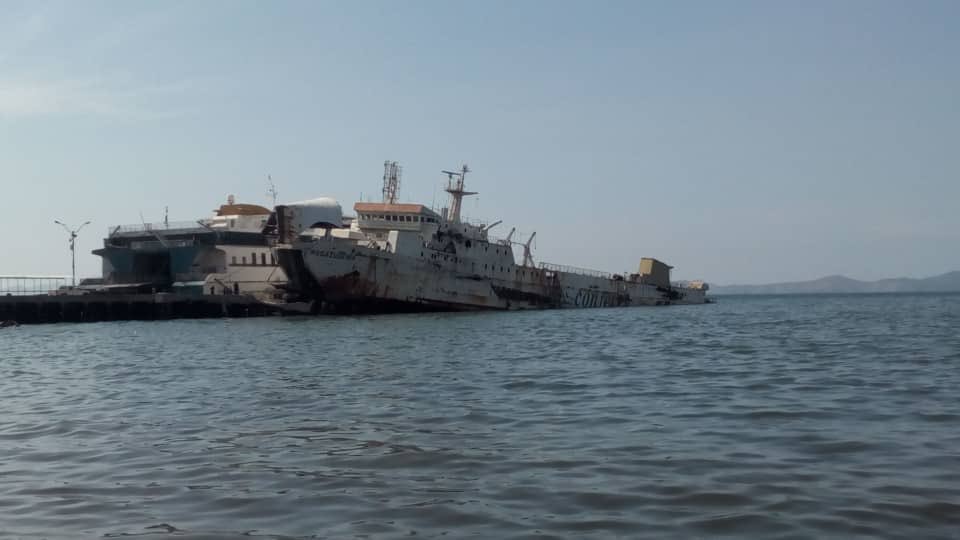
[54,220,91,287]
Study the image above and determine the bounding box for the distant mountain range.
[712,271,960,295]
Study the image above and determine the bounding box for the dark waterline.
[2,294,959,539]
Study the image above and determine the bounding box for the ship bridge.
[354,202,441,232]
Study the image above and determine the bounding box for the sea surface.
[2,293,959,539]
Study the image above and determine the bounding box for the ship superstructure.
[274,163,709,313]
[93,196,286,295]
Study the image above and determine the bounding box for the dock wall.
[0,294,280,325]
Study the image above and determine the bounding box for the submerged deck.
[0,293,283,325]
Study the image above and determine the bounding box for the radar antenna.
[442,164,476,223]
[382,161,401,204]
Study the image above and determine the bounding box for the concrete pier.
[0,293,282,325]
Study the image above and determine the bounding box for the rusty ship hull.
[276,234,707,314]
[273,163,708,314]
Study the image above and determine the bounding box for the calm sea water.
[2,294,959,539]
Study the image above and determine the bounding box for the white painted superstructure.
[94,197,287,296]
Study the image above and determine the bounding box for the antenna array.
[382,161,402,204]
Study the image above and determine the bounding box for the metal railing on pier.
[0,276,69,296]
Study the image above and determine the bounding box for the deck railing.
[538,262,614,280]
[109,221,205,235]
[128,239,196,250]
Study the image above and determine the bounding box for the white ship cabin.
[352,202,527,281]
[95,195,286,296]
[353,202,442,240]
[204,196,272,232]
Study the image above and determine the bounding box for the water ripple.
[1,293,959,539]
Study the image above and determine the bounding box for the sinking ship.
[274,162,708,313]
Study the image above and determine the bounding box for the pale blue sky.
[1,0,957,284]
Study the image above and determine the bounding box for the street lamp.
[54,220,91,287]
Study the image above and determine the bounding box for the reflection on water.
[2,294,959,539]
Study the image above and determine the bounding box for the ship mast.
[267,175,279,207]
[442,164,475,223]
